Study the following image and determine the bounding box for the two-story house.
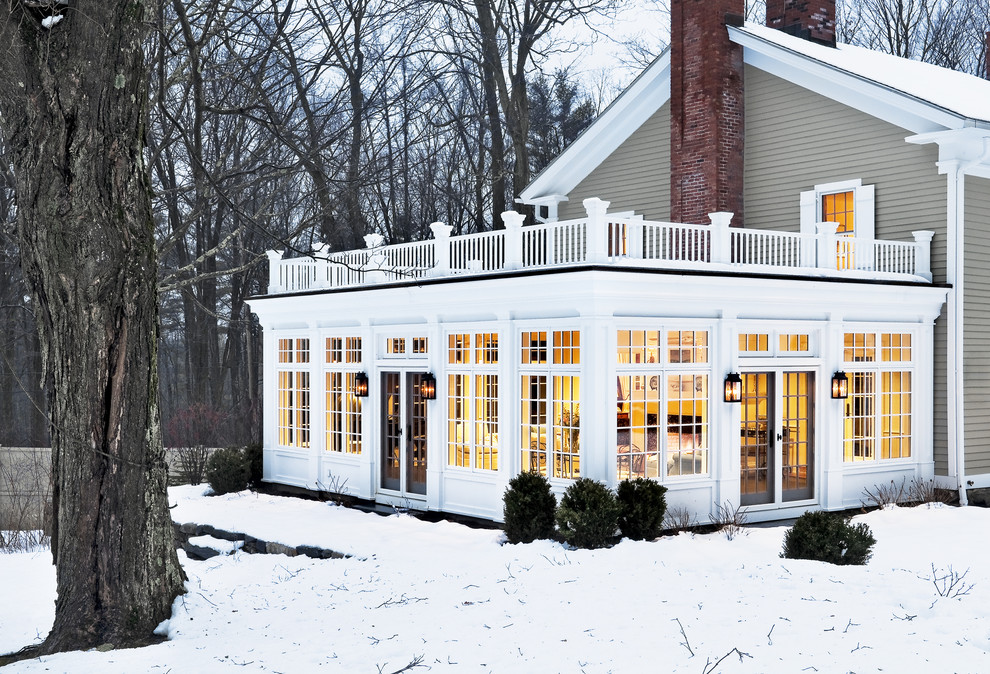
[247,0,989,523]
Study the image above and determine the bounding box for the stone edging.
[173,522,352,561]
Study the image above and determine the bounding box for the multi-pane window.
[521,330,580,479]
[325,336,362,454]
[279,338,310,364]
[843,332,913,462]
[823,191,856,269]
[327,336,362,364]
[739,332,812,356]
[384,336,428,357]
[447,332,499,471]
[277,338,310,447]
[616,329,710,480]
[822,191,854,235]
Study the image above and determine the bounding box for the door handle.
[776,433,782,441]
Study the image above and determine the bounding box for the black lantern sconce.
[723,372,742,403]
[831,371,849,399]
[352,372,370,398]
[420,372,437,400]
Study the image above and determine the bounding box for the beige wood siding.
[559,104,671,222]
[743,66,949,473]
[964,176,990,475]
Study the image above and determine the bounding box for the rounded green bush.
[503,471,557,544]
[556,478,621,549]
[781,511,876,565]
[617,478,668,541]
[205,447,250,496]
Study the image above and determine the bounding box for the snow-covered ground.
[2,486,989,672]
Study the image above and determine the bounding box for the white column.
[583,197,611,264]
[429,222,452,278]
[501,210,526,270]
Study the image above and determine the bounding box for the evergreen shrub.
[502,471,557,544]
[781,511,876,565]
[556,478,621,549]
[243,442,264,486]
[617,478,667,541]
[205,447,250,496]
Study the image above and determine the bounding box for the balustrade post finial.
[430,222,452,277]
[708,212,733,264]
[265,249,284,294]
[583,197,611,264]
[501,210,525,270]
[912,230,935,281]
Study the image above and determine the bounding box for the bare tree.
[0,1,185,658]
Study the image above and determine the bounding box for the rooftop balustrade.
[264,197,935,295]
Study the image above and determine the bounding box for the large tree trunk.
[0,1,185,655]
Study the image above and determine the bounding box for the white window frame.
[615,326,712,481]
[445,331,500,473]
[800,178,875,240]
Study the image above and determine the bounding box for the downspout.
[948,138,990,506]
[945,164,966,505]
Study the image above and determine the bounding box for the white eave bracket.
[906,128,990,177]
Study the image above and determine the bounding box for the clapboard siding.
[559,105,671,222]
[743,66,949,472]
[964,176,990,475]
[745,67,946,272]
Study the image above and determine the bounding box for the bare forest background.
[1,0,989,450]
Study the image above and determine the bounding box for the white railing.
[265,198,935,294]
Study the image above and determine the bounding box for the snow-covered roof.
[734,22,990,126]
[520,20,990,203]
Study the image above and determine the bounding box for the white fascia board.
[246,271,946,332]
[729,27,966,135]
[519,52,671,202]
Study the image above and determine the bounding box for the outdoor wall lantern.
[353,372,370,398]
[723,372,742,403]
[420,373,437,400]
[831,371,849,399]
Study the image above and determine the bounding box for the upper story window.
[800,179,875,271]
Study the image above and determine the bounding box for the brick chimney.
[670,0,745,227]
[766,1,836,47]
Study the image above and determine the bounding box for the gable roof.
[520,20,990,203]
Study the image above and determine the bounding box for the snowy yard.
[2,486,989,673]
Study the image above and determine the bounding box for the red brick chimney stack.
[766,1,837,47]
[669,0,745,227]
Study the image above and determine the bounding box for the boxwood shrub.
[781,511,876,565]
[503,471,557,544]
[556,478,621,549]
[617,478,667,541]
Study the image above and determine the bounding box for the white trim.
[730,25,975,133]
[799,179,875,241]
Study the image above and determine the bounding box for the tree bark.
[0,0,185,655]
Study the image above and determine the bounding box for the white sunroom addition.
[246,199,947,523]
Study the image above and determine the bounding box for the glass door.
[740,371,814,506]
[380,371,428,497]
